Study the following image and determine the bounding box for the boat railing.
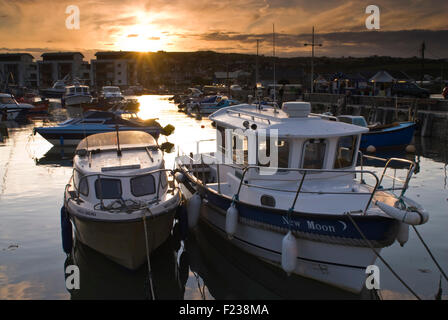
[69,167,176,211]
[178,152,381,214]
[358,151,416,197]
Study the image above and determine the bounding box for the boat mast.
[273,24,276,109]
[115,124,122,157]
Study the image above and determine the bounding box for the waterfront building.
[0,53,38,88]
[37,52,90,87]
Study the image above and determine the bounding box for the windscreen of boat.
[76,131,156,150]
[131,174,156,197]
[95,178,122,199]
[334,135,357,169]
[302,139,327,169]
[105,87,120,92]
[258,137,290,168]
[0,96,17,104]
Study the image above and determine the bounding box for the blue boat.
[337,116,416,150]
[186,95,240,115]
[34,111,162,146]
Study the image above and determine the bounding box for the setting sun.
[115,24,165,52]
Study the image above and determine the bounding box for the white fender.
[225,204,239,239]
[187,193,201,229]
[396,222,409,247]
[376,200,427,225]
[281,231,298,275]
[174,172,185,183]
[401,196,429,224]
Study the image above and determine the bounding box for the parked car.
[391,82,430,98]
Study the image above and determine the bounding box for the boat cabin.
[209,102,368,175]
[71,131,168,207]
[337,115,368,128]
[65,85,90,96]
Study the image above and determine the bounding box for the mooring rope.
[142,208,156,300]
[345,212,422,300]
[412,225,448,282]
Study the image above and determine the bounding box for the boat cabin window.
[302,139,326,169]
[74,170,89,196]
[217,125,226,155]
[338,116,367,127]
[79,120,104,124]
[232,131,249,165]
[159,171,168,189]
[131,174,156,197]
[334,135,358,169]
[95,178,122,199]
[258,138,289,168]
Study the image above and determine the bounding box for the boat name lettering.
[307,220,336,233]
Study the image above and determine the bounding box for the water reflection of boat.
[65,236,184,299]
[186,221,378,299]
[34,146,76,167]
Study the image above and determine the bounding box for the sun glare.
[115,24,165,52]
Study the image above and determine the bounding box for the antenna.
[272,24,276,108]
[304,26,322,94]
[115,124,122,157]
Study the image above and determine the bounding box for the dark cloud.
[196,29,448,57]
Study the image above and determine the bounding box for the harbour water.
[0,95,447,299]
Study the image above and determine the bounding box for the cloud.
[0,0,447,58]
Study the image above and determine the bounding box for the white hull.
[180,184,376,293]
[70,212,175,270]
[65,95,92,106]
[202,202,375,293]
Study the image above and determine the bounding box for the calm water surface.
[0,95,447,299]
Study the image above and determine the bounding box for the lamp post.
[304,26,322,94]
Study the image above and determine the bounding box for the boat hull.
[70,209,175,270]
[64,95,93,106]
[361,122,415,149]
[178,170,399,293]
[35,127,161,146]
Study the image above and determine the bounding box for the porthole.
[261,195,276,207]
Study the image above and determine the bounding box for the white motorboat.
[62,84,92,106]
[175,101,428,293]
[39,79,69,98]
[100,86,124,101]
[64,130,181,269]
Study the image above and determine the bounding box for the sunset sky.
[0,0,447,60]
